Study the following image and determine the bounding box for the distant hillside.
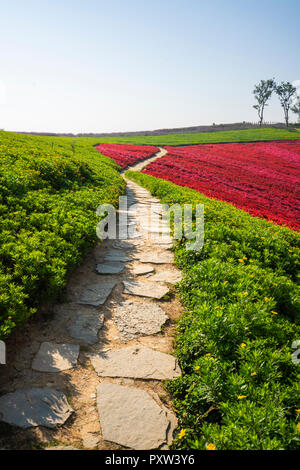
[12,121,299,138]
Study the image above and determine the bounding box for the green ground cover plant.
[0,131,125,338]
[126,170,300,450]
[99,127,300,146]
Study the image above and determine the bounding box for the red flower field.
[96,143,158,168]
[144,140,300,231]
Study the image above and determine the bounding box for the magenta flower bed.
[96,143,158,168]
[143,140,300,231]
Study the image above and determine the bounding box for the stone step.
[132,265,154,276]
[148,270,182,284]
[96,262,125,274]
[67,311,104,345]
[104,250,131,262]
[113,300,167,342]
[78,281,117,307]
[90,346,181,380]
[96,383,177,450]
[123,280,169,299]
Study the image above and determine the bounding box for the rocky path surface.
[0,147,183,450]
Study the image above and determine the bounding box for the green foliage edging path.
[126,170,300,450]
[0,131,125,339]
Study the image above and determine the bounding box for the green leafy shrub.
[0,131,125,338]
[126,170,300,450]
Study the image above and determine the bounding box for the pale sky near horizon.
[0,0,300,133]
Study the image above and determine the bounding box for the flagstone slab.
[97,383,177,449]
[123,280,169,299]
[137,253,174,264]
[32,342,80,372]
[149,271,182,284]
[67,311,104,345]
[0,388,73,429]
[113,300,168,342]
[78,281,117,307]
[96,262,125,275]
[104,250,131,262]
[90,345,181,380]
[132,265,154,276]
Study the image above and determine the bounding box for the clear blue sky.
[0,0,299,133]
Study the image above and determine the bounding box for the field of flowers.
[143,140,300,231]
[95,143,158,168]
[0,131,125,339]
[126,169,300,450]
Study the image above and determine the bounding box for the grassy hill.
[0,131,125,339]
[96,127,300,146]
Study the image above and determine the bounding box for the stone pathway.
[0,147,184,450]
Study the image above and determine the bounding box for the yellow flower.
[206,353,211,357]
[195,365,200,371]
[240,343,246,349]
[238,259,245,264]
[264,297,270,302]
[243,292,248,296]
[297,423,300,433]
[238,395,247,400]
[178,429,186,439]
[251,372,257,376]
[223,281,228,285]
[249,274,254,278]
[295,409,300,413]
[271,311,278,315]
[206,443,216,450]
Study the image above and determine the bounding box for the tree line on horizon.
[253,79,300,127]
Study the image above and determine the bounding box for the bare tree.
[291,96,300,124]
[253,79,276,127]
[275,81,297,127]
